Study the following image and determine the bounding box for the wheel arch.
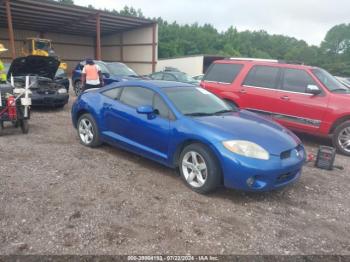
[172,139,224,183]
[74,109,90,128]
[329,115,350,134]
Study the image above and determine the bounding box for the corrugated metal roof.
[0,0,156,36]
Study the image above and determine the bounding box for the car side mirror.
[137,105,156,119]
[102,72,110,78]
[306,85,321,95]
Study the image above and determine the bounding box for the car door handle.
[280,95,290,101]
[239,89,247,94]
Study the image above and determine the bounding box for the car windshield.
[312,68,350,93]
[106,63,138,77]
[164,87,235,116]
[173,72,197,83]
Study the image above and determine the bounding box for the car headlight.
[223,140,270,160]
[58,88,67,94]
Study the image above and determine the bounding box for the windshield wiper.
[212,109,236,115]
[185,112,213,117]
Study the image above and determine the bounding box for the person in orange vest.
[81,59,104,91]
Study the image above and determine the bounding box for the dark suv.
[71,60,140,96]
[201,58,350,155]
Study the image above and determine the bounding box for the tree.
[56,0,74,4]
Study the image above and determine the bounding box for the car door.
[273,68,329,132]
[118,86,171,161]
[100,87,130,139]
[240,65,283,112]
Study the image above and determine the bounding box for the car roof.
[103,80,196,92]
[215,58,315,70]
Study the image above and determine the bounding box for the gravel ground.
[0,92,349,255]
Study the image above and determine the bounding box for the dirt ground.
[0,91,349,255]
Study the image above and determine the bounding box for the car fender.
[218,91,242,107]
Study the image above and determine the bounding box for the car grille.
[36,89,56,95]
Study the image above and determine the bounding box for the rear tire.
[0,121,3,136]
[77,113,101,147]
[179,143,221,194]
[333,121,350,156]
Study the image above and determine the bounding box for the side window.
[151,73,163,80]
[102,88,122,100]
[282,68,317,93]
[163,74,176,81]
[119,86,154,108]
[244,65,280,89]
[203,63,243,84]
[153,94,170,119]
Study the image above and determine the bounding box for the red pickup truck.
[201,58,350,155]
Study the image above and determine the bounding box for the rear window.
[203,63,243,84]
[244,65,280,89]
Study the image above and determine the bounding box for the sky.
[74,0,350,46]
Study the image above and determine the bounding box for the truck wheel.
[333,121,350,156]
[20,119,29,134]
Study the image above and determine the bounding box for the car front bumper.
[216,143,306,191]
[31,92,69,107]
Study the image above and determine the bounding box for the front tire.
[77,114,101,147]
[179,143,221,194]
[333,121,350,156]
[74,80,83,96]
[20,119,29,134]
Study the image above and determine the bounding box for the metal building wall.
[1,25,158,75]
[0,27,95,70]
[122,25,158,75]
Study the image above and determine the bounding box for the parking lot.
[0,93,349,255]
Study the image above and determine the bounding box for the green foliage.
[56,0,74,4]
[157,20,350,76]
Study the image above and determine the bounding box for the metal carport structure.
[0,0,157,73]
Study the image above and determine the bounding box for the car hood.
[193,110,300,156]
[7,56,60,80]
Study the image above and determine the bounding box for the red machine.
[0,83,31,135]
[7,95,17,120]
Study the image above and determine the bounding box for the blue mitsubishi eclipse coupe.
[72,80,306,194]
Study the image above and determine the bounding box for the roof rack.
[226,57,305,65]
[227,57,279,63]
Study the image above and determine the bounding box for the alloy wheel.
[79,118,94,145]
[181,151,208,188]
[338,127,350,153]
